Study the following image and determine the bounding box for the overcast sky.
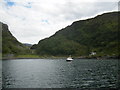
[0,0,119,44]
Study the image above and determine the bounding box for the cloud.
[0,0,119,44]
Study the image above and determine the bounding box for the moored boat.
[66,55,73,61]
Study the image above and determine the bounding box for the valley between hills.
[1,11,120,59]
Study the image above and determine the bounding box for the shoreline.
[2,56,119,60]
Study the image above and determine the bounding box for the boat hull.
[66,59,73,61]
[66,60,73,61]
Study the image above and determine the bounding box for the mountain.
[1,22,31,56]
[32,11,120,57]
[0,23,2,56]
[23,43,32,47]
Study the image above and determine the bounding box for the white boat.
[66,55,73,61]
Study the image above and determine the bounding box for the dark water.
[2,59,119,88]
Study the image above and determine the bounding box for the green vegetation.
[1,22,32,58]
[16,55,40,58]
[0,22,2,59]
[1,11,120,59]
[15,54,67,59]
[32,11,120,57]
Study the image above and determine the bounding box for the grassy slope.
[1,22,32,58]
[34,11,120,58]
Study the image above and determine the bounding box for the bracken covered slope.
[33,12,120,57]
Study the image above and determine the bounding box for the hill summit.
[32,11,120,57]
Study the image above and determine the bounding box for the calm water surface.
[2,59,119,88]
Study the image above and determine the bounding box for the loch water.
[2,59,119,88]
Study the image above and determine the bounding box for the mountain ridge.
[1,22,31,56]
[32,11,120,57]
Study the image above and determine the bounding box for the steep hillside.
[0,23,2,57]
[33,11,120,57]
[1,22,31,56]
